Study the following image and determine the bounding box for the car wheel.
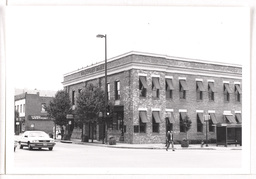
[19,145,23,149]
[49,147,53,151]
[28,143,33,150]
[38,147,41,150]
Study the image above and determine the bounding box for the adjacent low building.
[63,51,242,144]
[14,90,56,135]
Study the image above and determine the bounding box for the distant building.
[14,90,56,135]
[63,51,242,144]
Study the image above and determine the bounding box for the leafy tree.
[75,83,105,142]
[45,90,72,139]
[180,116,192,140]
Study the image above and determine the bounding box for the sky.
[6,6,250,91]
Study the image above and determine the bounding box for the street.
[13,142,242,168]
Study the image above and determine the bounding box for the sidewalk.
[57,138,242,151]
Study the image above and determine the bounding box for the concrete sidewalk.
[58,138,242,151]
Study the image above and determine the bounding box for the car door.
[20,132,29,146]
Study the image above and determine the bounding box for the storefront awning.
[166,79,174,90]
[209,113,218,124]
[197,113,204,123]
[139,111,148,123]
[180,80,189,90]
[224,83,232,93]
[235,113,242,123]
[152,111,161,123]
[196,81,205,91]
[235,85,242,94]
[166,112,175,123]
[152,78,160,89]
[225,115,237,124]
[139,76,148,88]
[180,112,187,120]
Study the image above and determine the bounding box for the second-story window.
[139,76,147,97]
[224,83,232,102]
[208,82,216,101]
[235,84,242,102]
[72,90,75,105]
[41,103,46,112]
[115,81,120,100]
[152,77,160,98]
[196,81,205,101]
[179,80,188,99]
[166,78,174,99]
[152,111,160,133]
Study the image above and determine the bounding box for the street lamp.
[96,34,108,144]
[204,114,210,147]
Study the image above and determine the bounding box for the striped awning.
[225,115,237,124]
[152,78,160,89]
[209,113,218,124]
[196,81,205,91]
[166,112,175,123]
[166,79,174,90]
[235,85,242,94]
[139,111,148,123]
[152,111,161,123]
[224,83,232,93]
[197,113,204,123]
[208,82,217,92]
[235,113,242,123]
[180,80,189,90]
[139,76,148,88]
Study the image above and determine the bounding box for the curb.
[55,140,241,150]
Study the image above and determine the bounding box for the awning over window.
[235,85,242,94]
[152,78,160,89]
[209,113,218,124]
[197,113,204,123]
[196,81,205,91]
[166,112,175,123]
[208,82,217,92]
[139,111,148,123]
[139,76,148,88]
[224,83,232,93]
[235,113,242,123]
[152,111,161,123]
[225,115,237,124]
[180,80,189,90]
[180,112,187,120]
[166,79,174,90]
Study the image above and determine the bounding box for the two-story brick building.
[14,90,56,135]
[63,51,242,144]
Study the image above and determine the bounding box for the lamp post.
[96,34,108,144]
[204,114,210,147]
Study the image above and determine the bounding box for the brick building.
[14,90,56,135]
[63,51,242,144]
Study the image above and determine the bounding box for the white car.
[19,131,56,151]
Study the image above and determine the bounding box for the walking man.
[166,131,175,151]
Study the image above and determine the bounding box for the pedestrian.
[61,126,64,140]
[166,131,175,151]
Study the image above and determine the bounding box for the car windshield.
[28,132,48,138]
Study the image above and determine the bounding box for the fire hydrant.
[201,140,204,148]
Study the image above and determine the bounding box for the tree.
[75,83,105,142]
[45,90,72,139]
[180,115,192,140]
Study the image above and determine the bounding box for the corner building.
[63,51,242,144]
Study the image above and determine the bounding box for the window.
[235,84,242,102]
[196,81,205,101]
[107,83,110,101]
[41,103,46,112]
[197,113,204,132]
[209,113,218,132]
[179,112,187,132]
[152,77,160,98]
[115,81,120,100]
[166,79,174,99]
[139,111,148,133]
[179,80,188,99]
[208,82,216,101]
[152,111,161,133]
[23,104,25,113]
[72,90,75,105]
[139,76,147,97]
[224,83,232,102]
[134,125,139,133]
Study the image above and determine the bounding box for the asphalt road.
[13,142,242,169]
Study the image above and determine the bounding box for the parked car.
[19,131,56,151]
